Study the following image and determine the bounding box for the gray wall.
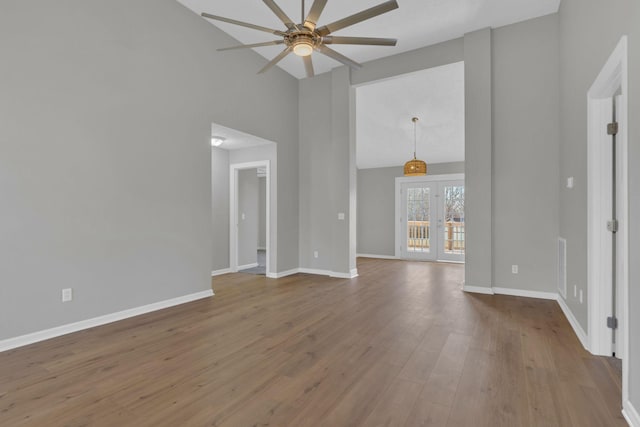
[492,15,560,293]
[258,177,267,249]
[357,163,465,257]
[464,28,493,290]
[0,0,298,340]
[237,170,258,267]
[212,148,230,272]
[299,73,334,271]
[557,0,639,413]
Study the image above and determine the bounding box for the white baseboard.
[623,400,640,427]
[356,253,398,260]
[0,289,214,353]
[296,268,358,279]
[267,268,299,279]
[238,263,259,271]
[557,295,589,351]
[493,287,558,300]
[331,268,359,279]
[211,268,231,277]
[463,285,494,295]
[299,267,332,276]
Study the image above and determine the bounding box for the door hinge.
[607,219,619,233]
[607,122,619,136]
[607,316,618,330]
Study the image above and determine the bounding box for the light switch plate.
[338,213,345,220]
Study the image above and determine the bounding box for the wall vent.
[558,237,567,299]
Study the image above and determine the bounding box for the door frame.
[586,36,628,406]
[230,160,271,276]
[395,173,464,260]
[398,180,439,261]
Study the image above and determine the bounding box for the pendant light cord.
[412,117,418,159]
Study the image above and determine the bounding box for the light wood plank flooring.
[0,258,626,426]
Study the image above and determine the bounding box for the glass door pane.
[407,187,431,253]
[438,182,465,261]
[401,183,437,261]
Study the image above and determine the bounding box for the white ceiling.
[211,123,275,150]
[356,62,464,169]
[176,0,560,79]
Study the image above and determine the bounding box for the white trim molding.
[237,263,259,271]
[265,268,360,280]
[298,267,331,276]
[623,400,640,427]
[492,287,558,301]
[463,285,494,295]
[211,268,231,277]
[332,269,359,279]
[230,160,274,277]
[267,268,299,279]
[587,36,630,406]
[0,290,214,353]
[557,296,589,350]
[356,253,398,260]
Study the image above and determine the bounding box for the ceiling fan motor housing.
[286,32,318,56]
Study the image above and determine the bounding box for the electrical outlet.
[314,251,319,259]
[512,265,518,274]
[241,213,246,220]
[62,288,73,302]
[567,176,574,189]
[579,289,583,304]
[338,213,345,220]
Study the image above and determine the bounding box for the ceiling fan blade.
[218,40,285,51]
[316,0,399,36]
[258,47,293,74]
[303,55,315,78]
[322,36,397,46]
[303,0,328,30]
[262,0,297,30]
[201,12,287,36]
[316,45,362,69]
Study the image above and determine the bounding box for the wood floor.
[0,258,626,426]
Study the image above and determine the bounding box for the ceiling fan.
[201,0,399,78]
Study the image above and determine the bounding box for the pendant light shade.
[404,117,427,176]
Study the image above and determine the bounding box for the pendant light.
[404,117,427,176]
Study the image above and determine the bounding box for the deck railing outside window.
[407,221,465,253]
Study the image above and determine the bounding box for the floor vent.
[558,237,567,298]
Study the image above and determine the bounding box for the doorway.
[396,174,465,262]
[230,161,271,276]
[586,36,629,408]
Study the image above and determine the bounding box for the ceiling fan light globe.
[293,42,314,56]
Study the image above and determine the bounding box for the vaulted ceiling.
[356,62,465,169]
[177,0,560,79]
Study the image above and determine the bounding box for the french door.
[399,179,465,262]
